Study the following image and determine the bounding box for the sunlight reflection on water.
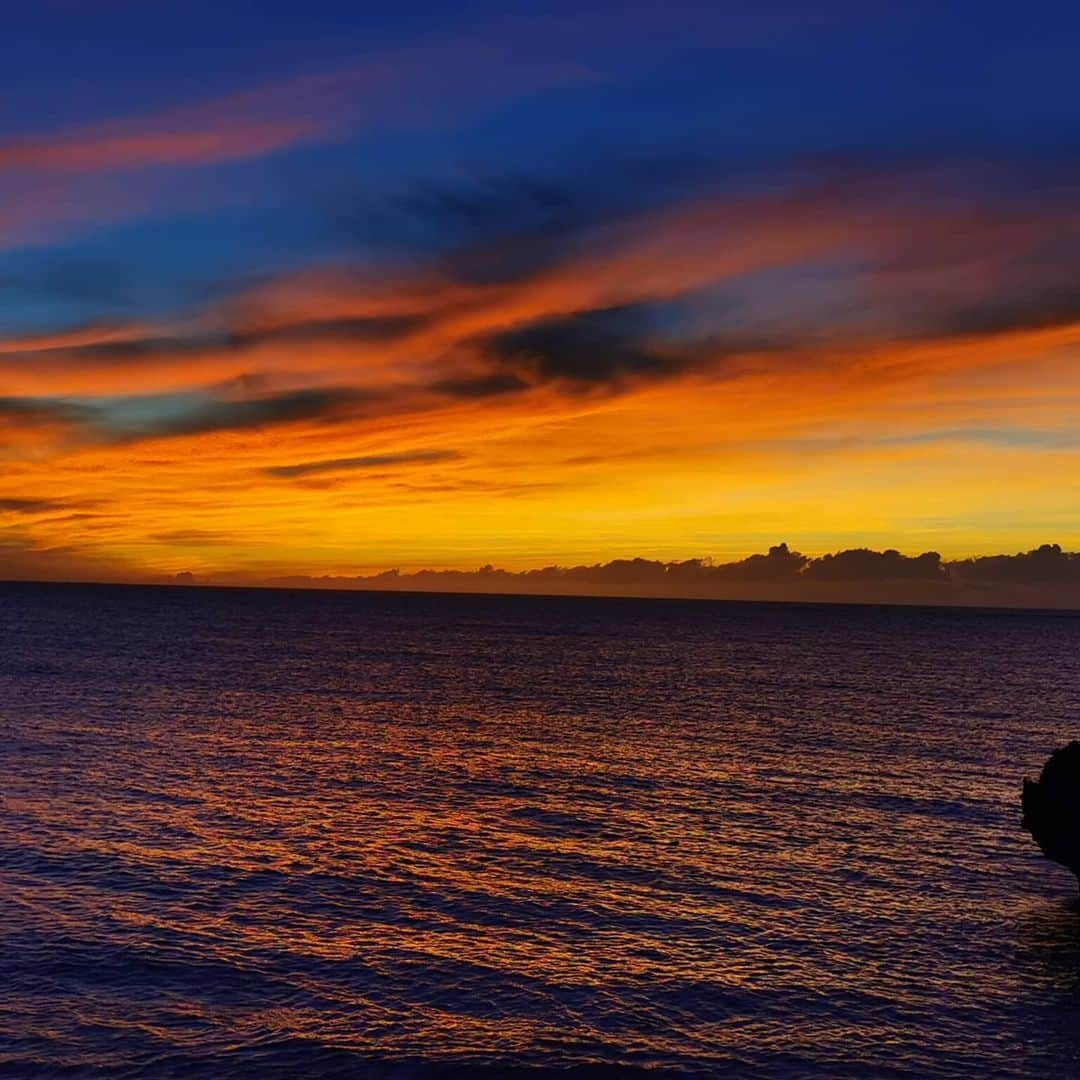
[1,584,1079,1077]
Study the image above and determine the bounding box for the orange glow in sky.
[2,14,1079,586]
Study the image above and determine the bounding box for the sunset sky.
[2,1,1079,583]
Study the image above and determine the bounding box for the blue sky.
[5,1,1077,330]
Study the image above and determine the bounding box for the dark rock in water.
[1023,741,1080,894]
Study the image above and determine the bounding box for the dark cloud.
[350,153,712,285]
[48,511,100,524]
[7,160,1078,413]
[801,548,946,582]
[80,334,210,360]
[102,542,1080,608]
[711,542,809,582]
[266,449,460,479]
[952,544,1080,585]
[0,530,138,584]
[258,543,946,593]
[0,315,431,366]
[500,544,944,589]
[486,305,686,386]
[0,395,92,425]
[918,289,1080,342]
[429,372,529,399]
[0,397,96,454]
[227,314,431,350]
[0,497,65,513]
[402,174,587,234]
[0,386,374,445]
[0,332,210,363]
[0,361,545,451]
[103,386,371,441]
[3,159,1079,461]
[510,548,809,587]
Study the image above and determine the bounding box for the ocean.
[2,582,1079,1078]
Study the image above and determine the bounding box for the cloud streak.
[0,496,67,514]
[1,157,1078,581]
[0,41,589,178]
[0,123,312,175]
[266,449,460,478]
[0,38,591,249]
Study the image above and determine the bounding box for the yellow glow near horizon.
[3,180,1080,585]
[2,320,1078,583]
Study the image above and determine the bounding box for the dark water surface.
[2,583,1080,1078]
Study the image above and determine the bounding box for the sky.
[2,0,1079,585]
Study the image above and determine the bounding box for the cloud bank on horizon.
[0,542,1060,612]
[1,1,1079,589]
[153,543,1080,610]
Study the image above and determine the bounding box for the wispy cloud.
[3,159,1080,449]
[0,40,591,248]
[266,449,461,478]
[0,123,312,175]
[0,496,67,513]
[1,158,1078,578]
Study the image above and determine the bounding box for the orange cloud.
[2,167,1079,580]
[0,124,314,174]
[0,41,590,250]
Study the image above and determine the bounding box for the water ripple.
[2,585,1080,1077]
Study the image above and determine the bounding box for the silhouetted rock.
[1023,742,1080,894]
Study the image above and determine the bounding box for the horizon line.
[4,573,1080,617]
[4,541,1079,612]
